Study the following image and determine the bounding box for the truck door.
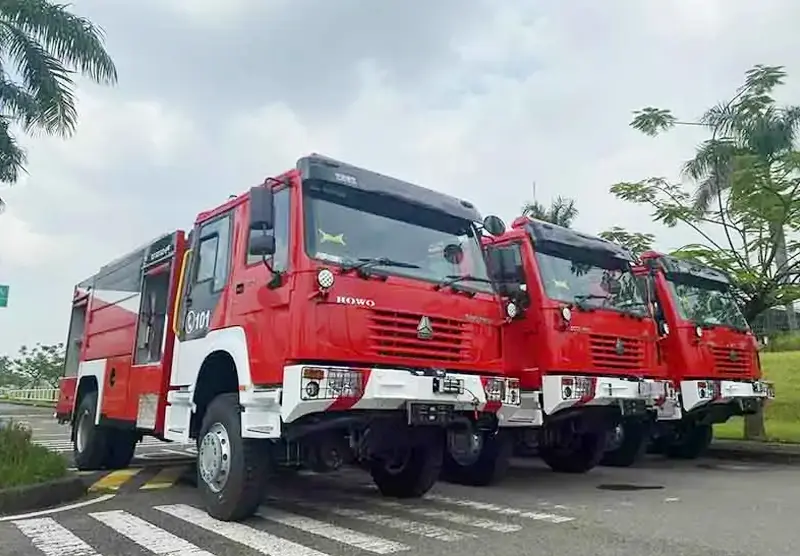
[128,231,186,433]
[171,209,235,387]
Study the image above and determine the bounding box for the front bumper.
[281,364,521,424]
[680,379,775,413]
[541,374,650,416]
[642,379,682,421]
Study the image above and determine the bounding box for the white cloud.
[2,0,800,354]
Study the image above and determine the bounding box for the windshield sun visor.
[297,154,482,223]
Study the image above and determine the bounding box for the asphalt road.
[0,402,196,465]
[2,402,800,555]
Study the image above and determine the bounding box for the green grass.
[0,421,67,489]
[761,331,800,353]
[714,350,800,443]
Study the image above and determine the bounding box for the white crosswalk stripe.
[29,434,195,454]
[8,492,575,556]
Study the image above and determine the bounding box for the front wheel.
[664,423,713,460]
[197,393,271,521]
[600,422,648,468]
[539,427,605,474]
[370,442,442,498]
[442,429,512,486]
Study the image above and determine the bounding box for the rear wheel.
[197,393,271,521]
[73,392,109,470]
[370,441,442,498]
[442,429,512,486]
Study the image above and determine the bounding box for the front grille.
[589,334,645,370]
[710,346,750,375]
[368,309,469,362]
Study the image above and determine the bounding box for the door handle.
[235,283,244,294]
[109,368,117,387]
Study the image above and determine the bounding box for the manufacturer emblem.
[729,350,738,361]
[417,316,433,340]
[615,338,625,356]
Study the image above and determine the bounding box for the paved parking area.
[3,402,799,555]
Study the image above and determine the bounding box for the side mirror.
[483,215,506,237]
[249,186,275,230]
[249,233,276,257]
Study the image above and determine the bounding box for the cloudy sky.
[1,0,799,356]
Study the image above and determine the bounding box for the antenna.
[531,181,537,203]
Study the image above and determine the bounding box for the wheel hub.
[447,428,483,466]
[198,422,231,493]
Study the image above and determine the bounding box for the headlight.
[506,302,519,319]
[695,326,703,338]
[317,268,335,289]
[561,306,572,321]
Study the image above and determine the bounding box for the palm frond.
[0,0,116,84]
[0,69,38,126]
[0,116,26,183]
[0,20,76,136]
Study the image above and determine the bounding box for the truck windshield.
[535,250,646,316]
[303,180,493,293]
[666,276,749,331]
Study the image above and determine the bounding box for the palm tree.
[0,0,117,208]
[521,195,578,228]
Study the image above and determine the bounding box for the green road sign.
[0,285,8,308]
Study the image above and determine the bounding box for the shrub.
[0,420,67,489]
[761,331,800,353]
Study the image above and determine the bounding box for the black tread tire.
[370,442,443,498]
[601,422,649,468]
[198,393,271,522]
[442,431,513,486]
[540,431,605,474]
[104,431,138,469]
[73,392,109,471]
[665,423,713,460]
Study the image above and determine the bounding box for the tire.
[665,423,713,460]
[540,431,605,474]
[370,441,443,498]
[601,422,648,468]
[197,393,271,521]
[105,431,138,469]
[73,391,109,470]
[442,430,512,486]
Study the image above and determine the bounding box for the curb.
[707,442,800,465]
[0,475,87,516]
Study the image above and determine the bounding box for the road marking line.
[90,510,216,555]
[12,517,101,556]
[140,465,190,490]
[271,497,471,542]
[424,494,575,524]
[89,468,142,492]
[156,504,331,556]
[365,499,521,533]
[0,494,116,522]
[256,506,408,554]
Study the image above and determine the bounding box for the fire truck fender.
[169,327,280,441]
[74,359,109,426]
[174,328,254,394]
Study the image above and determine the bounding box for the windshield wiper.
[436,274,493,290]
[342,257,420,274]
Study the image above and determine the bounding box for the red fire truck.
[440,216,677,484]
[54,154,520,521]
[632,251,774,458]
